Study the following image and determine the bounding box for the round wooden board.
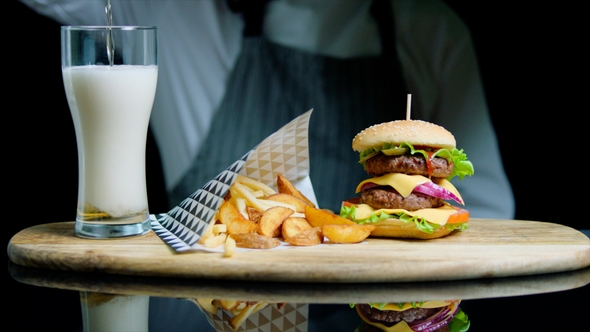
[7,219,590,283]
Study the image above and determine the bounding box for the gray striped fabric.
[171,38,407,212]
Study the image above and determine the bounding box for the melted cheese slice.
[379,301,453,311]
[368,320,413,332]
[354,203,458,225]
[356,173,427,196]
[355,173,463,203]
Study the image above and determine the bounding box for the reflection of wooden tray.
[9,261,590,304]
[7,220,590,283]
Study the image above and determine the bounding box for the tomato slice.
[341,197,361,207]
[447,206,470,224]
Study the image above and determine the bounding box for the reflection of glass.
[61,26,158,238]
[79,292,149,332]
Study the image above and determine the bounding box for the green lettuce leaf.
[448,308,470,332]
[349,302,426,310]
[359,142,474,181]
[339,205,467,234]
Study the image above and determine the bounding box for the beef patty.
[361,187,444,211]
[365,154,452,178]
[357,303,440,325]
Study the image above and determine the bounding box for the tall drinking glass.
[80,292,149,331]
[61,26,158,238]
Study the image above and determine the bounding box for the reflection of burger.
[354,300,470,332]
[340,120,474,239]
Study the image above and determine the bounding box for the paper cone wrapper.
[195,302,308,332]
[150,110,315,252]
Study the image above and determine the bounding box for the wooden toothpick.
[406,94,412,120]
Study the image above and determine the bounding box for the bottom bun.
[369,219,455,239]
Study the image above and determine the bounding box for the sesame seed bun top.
[352,120,456,152]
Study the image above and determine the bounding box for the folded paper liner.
[193,301,309,332]
[150,110,316,252]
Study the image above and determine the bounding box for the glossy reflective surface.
[7,260,590,331]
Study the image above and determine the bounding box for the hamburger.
[340,120,474,239]
[354,300,470,332]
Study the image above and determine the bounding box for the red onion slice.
[408,302,460,332]
[360,182,379,191]
[359,181,463,205]
[413,182,463,205]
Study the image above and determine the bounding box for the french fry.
[228,302,269,331]
[304,205,357,227]
[249,190,265,198]
[224,235,236,257]
[284,227,323,246]
[199,223,229,248]
[322,224,375,243]
[213,224,227,234]
[258,198,298,211]
[233,196,249,219]
[197,219,216,245]
[232,232,281,249]
[266,193,310,213]
[202,233,227,248]
[258,206,294,237]
[236,174,276,195]
[220,299,241,311]
[218,200,258,235]
[230,302,248,314]
[231,182,269,211]
[276,174,315,207]
[281,217,313,239]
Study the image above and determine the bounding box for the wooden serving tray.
[7,219,590,283]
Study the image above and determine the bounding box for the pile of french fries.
[192,298,286,331]
[198,174,375,257]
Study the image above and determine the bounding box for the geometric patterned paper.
[151,110,313,252]
[150,152,250,252]
[241,110,312,188]
[197,302,309,332]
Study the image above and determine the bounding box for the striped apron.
[170,0,408,213]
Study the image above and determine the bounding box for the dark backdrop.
[6,1,584,331]
[444,1,584,226]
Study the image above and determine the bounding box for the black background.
[6,1,586,331]
[445,1,584,226]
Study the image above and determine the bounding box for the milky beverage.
[80,292,149,332]
[62,65,157,221]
